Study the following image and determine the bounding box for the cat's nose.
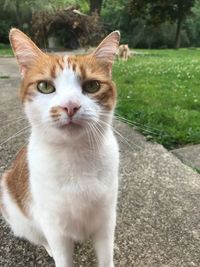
[63,101,81,117]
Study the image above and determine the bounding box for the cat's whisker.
[85,127,92,150]
[86,123,96,151]
[0,98,20,106]
[114,112,156,131]
[1,117,28,129]
[88,123,101,153]
[88,122,103,153]
[0,116,26,125]
[0,125,30,147]
[4,142,29,178]
[95,119,142,150]
[2,105,22,112]
[114,114,169,137]
[92,123,105,141]
[96,110,168,137]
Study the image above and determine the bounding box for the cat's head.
[9,29,120,144]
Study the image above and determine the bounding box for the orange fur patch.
[1,148,31,217]
[20,54,65,102]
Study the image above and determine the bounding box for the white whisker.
[0,125,30,147]
[114,113,169,136]
[1,117,27,129]
[0,116,26,125]
[96,118,142,150]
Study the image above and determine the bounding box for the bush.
[31,7,105,49]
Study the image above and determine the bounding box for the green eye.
[37,81,55,94]
[82,80,100,93]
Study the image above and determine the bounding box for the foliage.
[128,0,196,48]
[127,0,195,24]
[114,49,200,148]
[0,43,13,55]
[102,0,199,48]
[31,7,105,48]
[185,1,200,47]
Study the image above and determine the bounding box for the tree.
[127,0,196,48]
[89,0,103,15]
[173,0,195,48]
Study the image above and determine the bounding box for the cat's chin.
[52,122,86,143]
[58,122,83,132]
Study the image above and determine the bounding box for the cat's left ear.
[92,31,120,65]
[9,28,45,77]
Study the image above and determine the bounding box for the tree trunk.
[174,1,184,49]
[15,0,23,28]
[89,0,103,15]
[174,16,183,49]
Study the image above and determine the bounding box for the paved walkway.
[0,57,200,266]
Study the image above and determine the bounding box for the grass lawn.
[113,49,200,149]
[0,43,13,56]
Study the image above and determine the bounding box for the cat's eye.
[82,80,100,93]
[37,81,55,94]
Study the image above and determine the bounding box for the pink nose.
[63,101,81,117]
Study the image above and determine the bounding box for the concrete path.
[172,145,200,170]
[1,57,200,266]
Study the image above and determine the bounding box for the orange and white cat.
[0,29,120,267]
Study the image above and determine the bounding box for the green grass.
[0,43,13,56]
[113,49,200,149]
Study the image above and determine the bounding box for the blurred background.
[0,0,200,50]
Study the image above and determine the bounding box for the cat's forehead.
[47,54,110,81]
[54,56,80,91]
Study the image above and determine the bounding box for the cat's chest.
[28,136,118,240]
[30,147,106,184]
[30,148,110,239]
[28,142,114,202]
[28,134,116,182]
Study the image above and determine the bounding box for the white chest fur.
[28,128,119,241]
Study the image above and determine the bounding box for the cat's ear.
[92,31,120,64]
[9,28,44,77]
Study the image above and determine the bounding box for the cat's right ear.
[9,28,44,77]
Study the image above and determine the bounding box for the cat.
[118,44,130,61]
[0,28,120,267]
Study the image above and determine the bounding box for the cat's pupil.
[37,81,55,94]
[83,80,100,93]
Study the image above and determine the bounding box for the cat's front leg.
[93,211,116,267]
[41,223,74,267]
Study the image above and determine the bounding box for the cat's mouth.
[58,119,83,131]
